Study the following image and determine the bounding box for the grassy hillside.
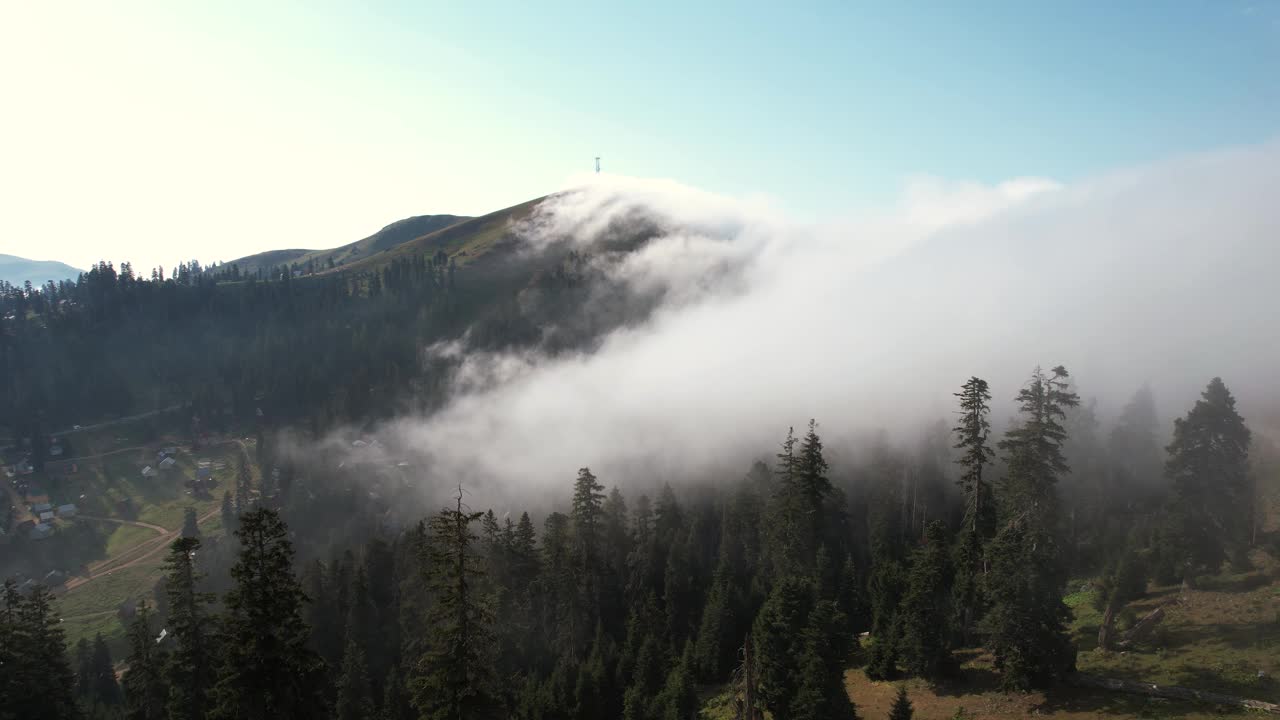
[226,213,469,276]
[322,196,546,275]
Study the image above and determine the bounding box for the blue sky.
[1,0,1277,270]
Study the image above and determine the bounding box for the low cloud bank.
[378,141,1280,498]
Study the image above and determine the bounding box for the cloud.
[379,140,1280,499]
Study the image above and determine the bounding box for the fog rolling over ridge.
[376,140,1280,498]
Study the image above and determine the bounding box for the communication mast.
[594,156,601,174]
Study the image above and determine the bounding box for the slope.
[0,253,82,286]
[226,213,469,276]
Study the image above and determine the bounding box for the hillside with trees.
[2,196,1278,719]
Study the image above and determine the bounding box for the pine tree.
[335,637,376,720]
[952,377,994,644]
[122,602,168,720]
[898,521,954,679]
[90,633,122,708]
[234,454,252,513]
[409,489,501,719]
[164,536,216,720]
[15,585,82,718]
[569,467,607,649]
[865,522,902,681]
[694,561,738,680]
[787,600,857,720]
[210,508,327,719]
[220,491,236,535]
[997,366,1079,525]
[888,687,913,720]
[180,506,201,539]
[652,641,698,720]
[752,576,813,716]
[769,421,835,577]
[987,365,1078,690]
[1162,377,1252,578]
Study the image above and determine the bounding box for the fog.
[374,140,1280,499]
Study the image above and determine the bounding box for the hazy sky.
[1,1,1278,272]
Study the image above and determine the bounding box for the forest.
[2,350,1270,718]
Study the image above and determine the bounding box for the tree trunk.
[1115,605,1169,650]
[1069,673,1280,714]
[1097,595,1121,651]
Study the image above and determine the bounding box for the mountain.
[0,253,82,287]
[226,213,470,276]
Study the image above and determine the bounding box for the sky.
[1,1,1278,272]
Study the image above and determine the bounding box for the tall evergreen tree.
[951,377,994,645]
[19,585,82,718]
[219,491,236,536]
[90,633,123,709]
[164,536,216,720]
[986,365,1078,689]
[788,600,857,720]
[234,455,252,513]
[122,602,168,720]
[180,506,201,539]
[210,508,327,720]
[409,489,500,719]
[334,637,376,720]
[752,576,813,717]
[1161,377,1252,578]
[898,521,954,679]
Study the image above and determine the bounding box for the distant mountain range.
[0,254,82,287]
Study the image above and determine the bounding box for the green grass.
[1071,554,1280,700]
[103,523,159,556]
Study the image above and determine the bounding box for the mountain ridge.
[225,213,471,276]
[0,253,82,287]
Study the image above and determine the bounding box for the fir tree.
[164,536,216,720]
[234,454,252,513]
[219,491,236,536]
[753,576,813,716]
[986,365,1078,690]
[210,508,327,720]
[951,376,994,644]
[898,521,954,679]
[409,489,501,720]
[888,687,913,720]
[1162,377,1252,578]
[122,602,168,720]
[335,637,376,720]
[89,633,122,708]
[17,585,82,718]
[180,506,201,539]
[788,600,857,720]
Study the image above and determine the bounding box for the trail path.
[63,508,219,593]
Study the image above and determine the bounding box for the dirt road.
[63,508,219,593]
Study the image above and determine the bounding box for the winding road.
[63,509,220,593]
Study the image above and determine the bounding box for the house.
[32,502,53,514]
[196,461,211,480]
[141,465,156,478]
[38,511,55,523]
[49,444,64,457]
[29,523,53,540]
[42,570,66,586]
[56,503,77,519]
[159,457,177,470]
